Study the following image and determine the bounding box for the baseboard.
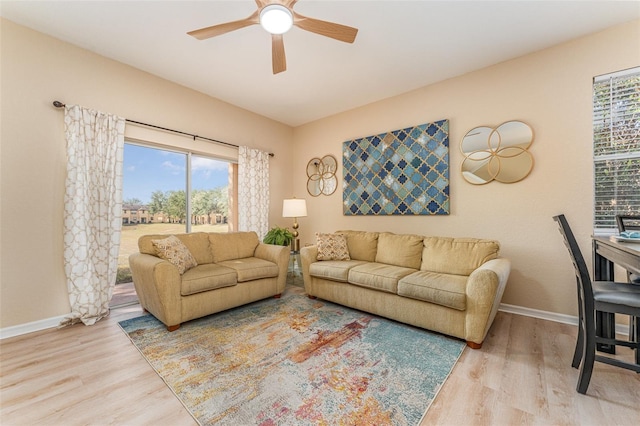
[499,303,630,336]
[0,314,67,340]
[0,304,631,340]
[499,303,578,326]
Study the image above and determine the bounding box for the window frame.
[123,139,237,233]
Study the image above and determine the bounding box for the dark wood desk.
[593,236,640,281]
[592,236,640,353]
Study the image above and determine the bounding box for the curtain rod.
[52,101,274,157]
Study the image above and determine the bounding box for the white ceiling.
[2,1,639,127]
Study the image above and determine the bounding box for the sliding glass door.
[113,142,231,306]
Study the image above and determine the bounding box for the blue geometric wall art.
[342,119,449,215]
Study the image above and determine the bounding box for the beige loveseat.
[129,231,289,331]
[300,231,511,348]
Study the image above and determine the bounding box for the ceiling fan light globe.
[260,5,293,35]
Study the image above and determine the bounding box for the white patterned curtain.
[237,146,270,240]
[61,105,125,326]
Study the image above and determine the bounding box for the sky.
[123,143,229,204]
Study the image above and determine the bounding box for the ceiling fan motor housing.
[260,5,294,35]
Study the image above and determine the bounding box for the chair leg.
[627,272,639,352]
[577,320,596,394]
[596,311,616,354]
[572,287,584,368]
[572,318,584,369]
[635,316,640,366]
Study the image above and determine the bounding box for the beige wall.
[0,19,293,328]
[2,17,638,330]
[292,20,640,317]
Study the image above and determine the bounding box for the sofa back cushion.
[209,231,260,263]
[336,230,379,261]
[138,232,213,264]
[374,232,424,269]
[421,237,499,275]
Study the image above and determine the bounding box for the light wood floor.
[1,293,639,425]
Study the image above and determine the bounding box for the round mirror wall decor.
[306,155,338,196]
[460,120,534,185]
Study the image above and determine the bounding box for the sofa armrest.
[464,258,511,345]
[300,245,318,293]
[254,243,289,293]
[128,253,182,327]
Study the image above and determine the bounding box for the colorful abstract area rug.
[118,287,465,425]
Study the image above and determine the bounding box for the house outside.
[122,204,151,224]
[122,204,226,225]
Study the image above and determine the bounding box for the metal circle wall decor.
[460,120,534,184]
[306,155,338,196]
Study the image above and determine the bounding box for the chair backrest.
[553,215,592,285]
[616,215,640,232]
[553,215,595,315]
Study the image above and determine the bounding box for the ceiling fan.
[187,0,358,74]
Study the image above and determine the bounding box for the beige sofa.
[129,231,289,331]
[300,231,511,348]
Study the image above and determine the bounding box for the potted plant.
[263,226,294,247]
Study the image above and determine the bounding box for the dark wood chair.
[553,214,640,394]
[616,214,640,233]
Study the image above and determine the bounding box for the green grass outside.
[116,223,228,284]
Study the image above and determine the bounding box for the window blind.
[593,67,640,231]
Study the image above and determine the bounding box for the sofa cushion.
[348,262,417,293]
[151,235,198,274]
[209,232,260,263]
[336,230,379,262]
[217,257,279,282]
[180,264,237,296]
[309,260,367,282]
[421,237,499,276]
[398,271,467,310]
[139,232,213,265]
[316,232,350,261]
[374,232,424,269]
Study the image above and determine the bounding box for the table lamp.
[282,198,307,251]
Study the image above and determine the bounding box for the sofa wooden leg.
[273,294,282,299]
[308,295,317,299]
[167,324,180,332]
[466,341,482,349]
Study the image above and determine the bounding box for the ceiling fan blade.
[272,34,287,74]
[293,12,358,43]
[187,11,259,40]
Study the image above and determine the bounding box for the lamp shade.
[282,199,307,218]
